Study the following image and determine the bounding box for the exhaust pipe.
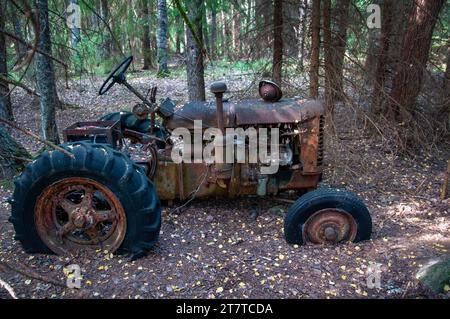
[210,82,227,133]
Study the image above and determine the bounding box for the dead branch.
[0,29,69,75]
[0,260,66,288]
[0,275,18,299]
[0,118,75,159]
[0,75,40,97]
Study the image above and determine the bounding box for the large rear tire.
[284,188,372,245]
[9,142,161,258]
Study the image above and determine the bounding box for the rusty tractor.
[9,56,372,259]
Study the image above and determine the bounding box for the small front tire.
[284,188,372,245]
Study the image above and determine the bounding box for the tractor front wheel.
[284,188,372,245]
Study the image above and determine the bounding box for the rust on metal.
[259,80,283,102]
[302,208,357,244]
[164,99,324,130]
[300,116,321,174]
[34,178,126,255]
[63,120,122,148]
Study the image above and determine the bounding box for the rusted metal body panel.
[155,98,324,201]
[164,99,324,130]
[154,161,322,201]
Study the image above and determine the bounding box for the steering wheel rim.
[98,56,133,95]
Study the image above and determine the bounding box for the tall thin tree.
[331,0,350,101]
[185,0,206,101]
[157,0,169,76]
[272,0,283,84]
[141,0,153,70]
[309,0,320,99]
[0,0,13,121]
[35,0,60,144]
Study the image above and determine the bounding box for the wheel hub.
[303,208,357,244]
[71,210,95,229]
[34,177,127,255]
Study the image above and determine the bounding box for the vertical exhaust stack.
[210,81,227,133]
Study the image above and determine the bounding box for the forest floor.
[0,65,449,299]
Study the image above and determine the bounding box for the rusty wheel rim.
[35,178,126,255]
[303,209,357,244]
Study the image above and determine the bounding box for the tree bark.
[9,4,27,61]
[371,0,394,114]
[309,0,320,99]
[283,0,300,57]
[221,10,231,59]
[231,4,241,59]
[298,0,308,71]
[272,0,283,84]
[255,0,272,59]
[331,0,350,101]
[185,0,206,102]
[388,0,444,121]
[100,0,112,60]
[141,0,153,69]
[35,0,60,144]
[157,0,169,76]
[442,46,450,128]
[322,0,333,114]
[0,1,14,121]
[0,126,31,179]
[69,0,81,47]
[210,5,217,60]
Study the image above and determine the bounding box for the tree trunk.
[221,10,231,59]
[141,0,153,70]
[100,0,112,60]
[322,0,333,114]
[255,0,272,59]
[175,14,183,54]
[309,0,320,99]
[0,126,31,179]
[210,5,217,60]
[157,0,169,76]
[69,0,81,47]
[9,4,27,60]
[388,0,444,121]
[185,0,206,102]
[283,0,300,57]
[272,0,283,84]
[0,1,14,121]
[331,0,350,101]
[442,46,450,128]
[203,7,210,57]
[35,0,60,144]
[231,4,241,59]
[371,0,394,114]
[298,0,308,71]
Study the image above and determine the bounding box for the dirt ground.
[0,70,449,299]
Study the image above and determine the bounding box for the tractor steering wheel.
[98,56,133,95]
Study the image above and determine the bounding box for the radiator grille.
[317,116,324,167]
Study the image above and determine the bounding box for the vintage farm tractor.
[9,56,372,258]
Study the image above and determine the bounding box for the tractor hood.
[164,98,324,130]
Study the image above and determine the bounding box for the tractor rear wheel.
[284,188,372,245]
[9,142,161,258]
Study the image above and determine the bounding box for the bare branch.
[0,118,75,159]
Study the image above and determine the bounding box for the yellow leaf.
[239,282,246,288]
[444,285,450,292]
[216,287,224,293]
[279,254,285,260]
